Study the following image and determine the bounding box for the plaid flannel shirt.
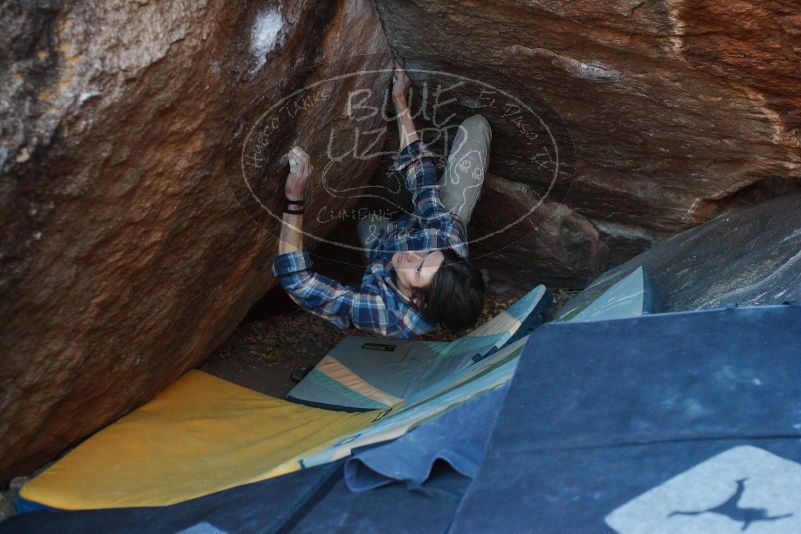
[272,140,468,339]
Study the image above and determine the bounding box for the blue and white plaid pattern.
[273,140,468,339]
[369,140,468,261]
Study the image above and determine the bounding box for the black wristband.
[283,197,305,215]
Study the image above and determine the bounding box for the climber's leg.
[439,114,492,233]
[357,212,394,261]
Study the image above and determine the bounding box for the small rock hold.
[79,91,101,104]
[15,148,31,163]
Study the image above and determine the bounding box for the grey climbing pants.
[357,114,492,254]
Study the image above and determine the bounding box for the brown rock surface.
[4,0,801,487]
[468,175,608,290]
[372,0,801,255]
[0,0,391,482]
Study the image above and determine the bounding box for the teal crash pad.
[556,266,662,322]
[287,285,552,411]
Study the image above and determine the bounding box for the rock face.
[4,0,801,486]
[561,193,801,313]
[372,0,801,257]
[0,0,392,482]
[467,175,608,290]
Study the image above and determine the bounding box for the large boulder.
[0,0,391,482]
[372,0,801,258]
[560,192,801,313]
[468,175,608,290]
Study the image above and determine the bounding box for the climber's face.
[392,250,445,298]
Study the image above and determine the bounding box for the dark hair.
[412,248,486,334]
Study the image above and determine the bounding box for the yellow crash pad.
[21,370,378,510]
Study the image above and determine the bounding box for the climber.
[272,60,489,339]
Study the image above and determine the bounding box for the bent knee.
[463,114,492,137]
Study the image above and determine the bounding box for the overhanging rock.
[372,0,801,259]
[467,175,608,290]
[560,193,801,313]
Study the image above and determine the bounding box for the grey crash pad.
[562,193,801,313]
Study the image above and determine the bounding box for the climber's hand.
[391,60,411,105]
[285,146,312,202]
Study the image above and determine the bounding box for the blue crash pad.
[2,462,469,534]
[451,304,801,533]
[343,385,508,492]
